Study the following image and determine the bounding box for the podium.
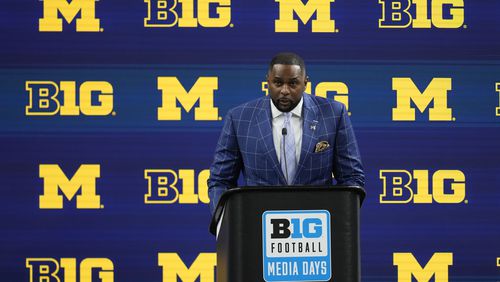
[210,186,365,282]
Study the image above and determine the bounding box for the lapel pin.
[310,120,318,131]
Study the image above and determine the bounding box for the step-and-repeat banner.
[1,0,499,281]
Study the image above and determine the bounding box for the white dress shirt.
[270,97,303,164]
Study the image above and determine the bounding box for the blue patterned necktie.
[280,112,297,185]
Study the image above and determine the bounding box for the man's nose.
[280,85,290,95]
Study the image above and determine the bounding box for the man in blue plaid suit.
[208,53,364,214]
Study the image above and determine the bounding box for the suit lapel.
[293,94,319,183]
[255,97,287,184]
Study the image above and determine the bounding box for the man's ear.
[305,75,309,85]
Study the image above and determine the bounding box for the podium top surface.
[210,185,365,235]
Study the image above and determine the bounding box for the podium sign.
[262,210,332,281]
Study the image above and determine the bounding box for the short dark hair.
[268,52,306,75]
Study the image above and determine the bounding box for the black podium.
[210,186,365,282]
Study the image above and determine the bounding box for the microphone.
[282,128,288,184]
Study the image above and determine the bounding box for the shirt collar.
[270,95,303,119]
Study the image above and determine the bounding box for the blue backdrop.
[1,0,499,281]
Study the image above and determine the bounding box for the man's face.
[267,64,308,112]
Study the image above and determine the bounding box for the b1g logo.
[380,170,466,204]
[157,77,219,121]
[39,0,101,32]
[26,258,114,282]
[392,77,454,121]
[275,0,337,33]
[379,0,464,29]
[144,0,232,28]
[262,81,349,113]
[394,253,453,281]
[144,169,210,204]
[26,81,114,116]
[262,210,331,281]
[39,164,103,209]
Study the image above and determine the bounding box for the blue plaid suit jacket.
[208,93,364,213]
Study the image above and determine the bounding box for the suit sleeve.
[207,109,243,215]
[332,103,365,188]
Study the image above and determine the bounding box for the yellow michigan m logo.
[158,253,216,281]
[275,0,336,32]
[157,77,219,121]
[39,164,101,209]
[392,77,453,121]
[39,0,100,32]
[394,253,453,282]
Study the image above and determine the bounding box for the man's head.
[267,52,309,112]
